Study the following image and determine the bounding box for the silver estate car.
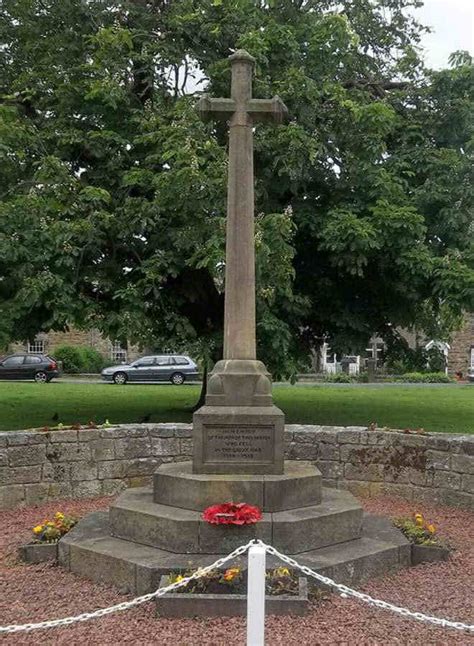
[101,355,199,385]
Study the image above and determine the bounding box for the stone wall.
[0,424,472,510]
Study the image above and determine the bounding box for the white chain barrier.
[257,540,474,634]
[0,541,254,634]
[0,539,472,634]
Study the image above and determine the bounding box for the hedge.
[53,345,107,374]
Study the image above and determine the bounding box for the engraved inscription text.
[203,425,274,463]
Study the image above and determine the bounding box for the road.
[53,377,471,388]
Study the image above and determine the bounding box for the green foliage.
[395,521,436,546]
[53,347,83,374]
[393,514,442,547]
[0,1,472,377]
[79,347,107,373]
[385,344,448,374]
[396,372,453,383]
[324,372,354,383]
[425,347,448,373]
[53,345,106,373]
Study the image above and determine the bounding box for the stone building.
[7,328,141,364]
[448,312,474,376]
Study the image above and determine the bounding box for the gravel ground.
[0,495,472,645]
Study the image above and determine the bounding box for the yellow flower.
[427,523,436,534]
[33,525,43,534]
[223,567,240,582]
[175,575,185,584]
[414,513,424,527]
[55,512,64,519]
[275,567,290,577]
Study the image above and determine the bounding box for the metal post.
[246,543,266,646]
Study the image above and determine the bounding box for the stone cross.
[197,50,288,361]
[193,51,287,475]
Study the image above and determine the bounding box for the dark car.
[0,354,60,383]
[101,354,199,385]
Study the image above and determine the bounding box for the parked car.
[101,355,199,385]
[0,354,60,383]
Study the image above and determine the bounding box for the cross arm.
[196,95,236,122]
[247,96,288,124]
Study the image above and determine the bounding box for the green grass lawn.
[0,382,472,433]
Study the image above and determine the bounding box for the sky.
[413,0,473,68]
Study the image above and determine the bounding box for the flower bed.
[393,512,451,565]
[31,512,77,543]
[156,568,308,618]
[19,511,77,564]
[168,566,299,597]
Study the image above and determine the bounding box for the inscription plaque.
[193,406,285,474]
[203,425,274,464]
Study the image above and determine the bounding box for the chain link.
[258,541,474,633]
[1,539,472,634]
[0,541,254,634]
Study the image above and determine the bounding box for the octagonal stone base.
[110,486,361,554]
[57,458,411,599]
[153,460,321,512]
[59,511,411,596]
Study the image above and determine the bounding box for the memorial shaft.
[225,53,256,360]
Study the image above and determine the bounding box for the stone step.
[59,511,410,596]
[272,490,362,553]
[109,486,363,554]
[153,460,322,512]
[109,488,272,554]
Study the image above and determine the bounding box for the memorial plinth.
[193,405,284,475]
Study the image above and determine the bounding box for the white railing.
[1,540,472,644]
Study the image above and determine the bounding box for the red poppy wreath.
[202,502,262,525]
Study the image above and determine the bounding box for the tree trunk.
[192,361,208,412]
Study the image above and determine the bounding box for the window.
[156,356,171,366]
[173,357,189,365]
[27,339,45,354]
[3,356,25,367]
[134,357,155,367]
[25,355,42,365]
[470,347,474,368]
[110,341,127,363]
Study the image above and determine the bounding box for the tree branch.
[180,58,189,95]
[343,79,410,98]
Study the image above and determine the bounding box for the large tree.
[0,0,472,377]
